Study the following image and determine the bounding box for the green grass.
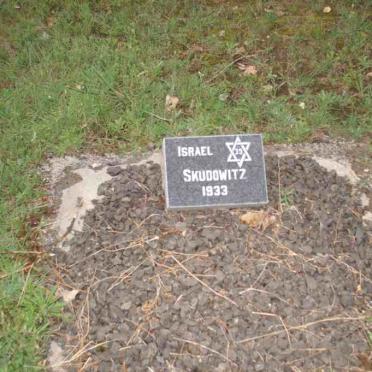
[0,0,371,368]
[280,187,295,207]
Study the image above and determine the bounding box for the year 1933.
[201,185,228,197]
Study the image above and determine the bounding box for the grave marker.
[163,134,268,209]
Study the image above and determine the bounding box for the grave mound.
[51,155,370,371]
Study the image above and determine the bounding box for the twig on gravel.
[258,231,323,271]
[169,339,186,370]
[81,221,98,240]
[159,249,208,258]
[133,180,151,194]
[108,260,146,291]
[287,348,329,368]
[89,259,146,290]
[173,337,237,366]
[250,262,268,288]
[119,317,154,347]
[293,348,328,352]
[249,248,295,273]
[237,315,366,344]
[169,352,204,358]
[239,288,290,305]
[48,264,77,291]
[70,236,158,266]
[152,259,180,276]
[80,287,91,342]
[261,233,298,258]
[152,254,212,279]
[103,240,145,253]
[289,205,303,221]
[170,255,238,307]
[118,345,136,352]
[51,340,113,368]
[126,323,145,346]
[328,254,372,284]
[174,294,184,305]
[125,319,155,350]
[277,157,283,214]
[101,239,142,253]
[137,214,162,229]
[61,285,92,368]
[252,311,292,348]
[80,356,92,371]
[329,284,337,311]
[57,217,76,243]
[279,316,292,347]
[217,320,233,362]
[199,224,226,229]
[142,274,162,315]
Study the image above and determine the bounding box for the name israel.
[183,168,246,182]
[177,146,213,157]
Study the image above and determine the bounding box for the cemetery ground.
[0,0,371,370]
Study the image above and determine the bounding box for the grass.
[0,0,371,369]
[280,187,295,207]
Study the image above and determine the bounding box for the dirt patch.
[45,148,371,371]
[41,152,162,251]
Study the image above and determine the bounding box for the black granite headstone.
[163,134,268,209]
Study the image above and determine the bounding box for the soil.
[48,155,371,371]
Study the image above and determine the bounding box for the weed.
[280,187,295,207]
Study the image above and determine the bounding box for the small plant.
[280,188,295,207]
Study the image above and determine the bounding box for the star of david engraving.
[225,136,252,168]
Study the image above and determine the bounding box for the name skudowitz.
[183,168,247,182]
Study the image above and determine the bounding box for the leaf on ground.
[357,353,372,371]
[57,288,79,304]
[75,84,84,90]
[190,44,204,53]
[165,95,179,112]
[219,92,229,101]
[240,210,276,230]
[234,46,246,55]
[237,63,257,76]
[366,72,372,78]
[47,16,56,28]
[48,341,65,372]
[180,44,204,59]
[323,6,332,13]
[262,84,274,93]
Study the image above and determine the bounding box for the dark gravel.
[52,156,371,371]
